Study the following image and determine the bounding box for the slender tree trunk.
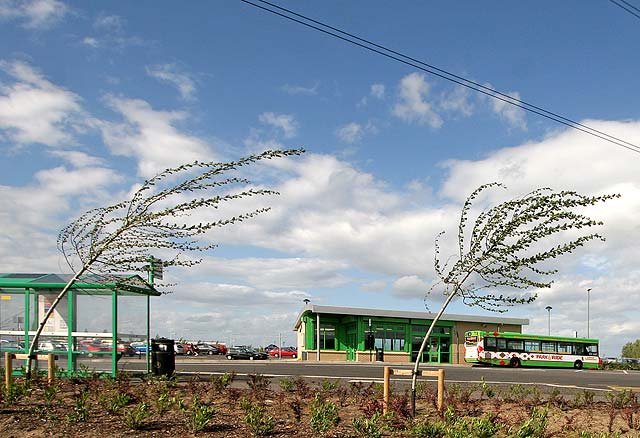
[26,267,87,377]
[410,291,457,416]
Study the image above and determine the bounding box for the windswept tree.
[410,183,620,414]
[27,148,304,376]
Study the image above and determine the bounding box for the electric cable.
[610,0,640,20]
[240,0,640,154]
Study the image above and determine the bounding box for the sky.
[0,0,639,356]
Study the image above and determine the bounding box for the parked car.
[268,347,297,358]
[226,347,268,360]
[265,344,279,353]
[117,342,135,357]
[130,341,148,354]
[180,343,201,356]
[196,343,220,355]
[0,340,22,351]
[174,343,185,355]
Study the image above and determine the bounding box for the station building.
[294,304,529,364]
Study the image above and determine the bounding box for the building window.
[374,325,405,351]
[318,324,335,350]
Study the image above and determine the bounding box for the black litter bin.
[375,347,384,362]
[151,338,175,376]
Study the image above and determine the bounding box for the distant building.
[293,304,528,364]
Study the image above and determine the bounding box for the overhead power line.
[610,0,640,20]
[240,0,640,154]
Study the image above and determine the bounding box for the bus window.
[465,335,478,347]
[484,337,497,352]
[586,344,598,356]
[507,340,524,351]
[574,344,586,355]
[524,340,541,352]
[557,343,573,354]
[497,338,507,350]
[541,341,556,353]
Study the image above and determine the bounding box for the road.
[110,356,639,394]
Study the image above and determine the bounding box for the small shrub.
[42,382,60,406]
[155,391,175,415]
[122,402,150,430]
[320,378,339,392]
[189,396,216,433]
[352,412,385,438]
[310,393,340,435]
[102,391,132,415]
[247,374,271,399]
[571,390,596,408]
[294,377,312,399]
[479,377,495,399]
[409,419,447,437]
[244,402,275,436]
[65,390,90,423]
[211,372,235,392]
[512,407,548,438]
[279,377,295,392]
[387,393,412,427]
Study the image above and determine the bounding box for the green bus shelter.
[0,273,160,377]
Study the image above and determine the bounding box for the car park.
[268,347,298,358]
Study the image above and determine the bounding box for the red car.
[268,347,297,358]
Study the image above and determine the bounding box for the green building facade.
[294,304,529,364]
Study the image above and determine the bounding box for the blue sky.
[1,0,639,356]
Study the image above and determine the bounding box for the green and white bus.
[465,330,601,369]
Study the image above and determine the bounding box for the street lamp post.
[586,288,591,338]
[545,306,552,335]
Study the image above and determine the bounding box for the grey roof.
[293,304,529,330]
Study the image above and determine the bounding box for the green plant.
[211,372,235,391]
[42,382,60,406]
[503,384,530,403]
[122,402,150,430]
[321,379,339,392]
[310,393,340,434]
[409,419,447,437]
[156,391,175,415]
[352,412,385,438]
[279,377,295,392]
[3,380,29,404]
[247,374,271,398]
[479,377,495,399]
[243,403,275,436]
[189,396,216,433]
[512,407,548,438]
[102,391,132,415]
[66,390,90,423]
[571,390,595,408]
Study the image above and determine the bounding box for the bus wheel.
[574,360,583,370]
[509,358,521,368]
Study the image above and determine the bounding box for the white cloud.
[392,275,429,298]
[439,86,473,117]
[336,122,363,144]
[97,95,216,177]
[0,60,84,147]
[93,14,124,32]
[259,112,298,138]
[392,72,443,128]
[82,37,99,48]
[371,83,385,99]
[0,0,66,29]
[146,64,196,101]
[48,150,105,168]
[281,82,319,96]
[482,85,527,130]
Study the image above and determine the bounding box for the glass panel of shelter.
[410,325,452,363]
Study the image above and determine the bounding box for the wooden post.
[383,366,391,414]
[48,353,55,383]
[437,368,445,412]
[4,352,12,390]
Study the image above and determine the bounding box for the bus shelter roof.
[0,273,160,297]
